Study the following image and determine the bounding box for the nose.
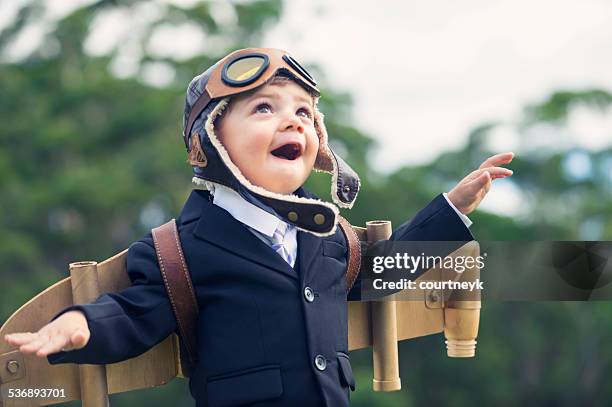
[282,112,304,134]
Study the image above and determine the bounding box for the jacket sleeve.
[389,193,474,242]
[47,236,177,365]
[347,193,474,300]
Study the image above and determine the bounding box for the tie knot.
[270,222,294,267]
[273,222,287,241]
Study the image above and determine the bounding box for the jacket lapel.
[296,229,323,284]
[292,186,326,283]
[189,192,297,280]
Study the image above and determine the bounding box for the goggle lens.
[223,55,268,86]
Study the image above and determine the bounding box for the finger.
[458,174,482,200]
[479,152,515,169]
[479,152,515,168]
[19,337,47,354]
[70,330,89,349]
[5,333,37,346]
[490,172,511,180]
[461,169,484,183]
[466,171,491,194]
[463,165,512,184]
[478,166,513,179]
[483,172,492,193]
[36,334,71,357]
[479,170,491,186]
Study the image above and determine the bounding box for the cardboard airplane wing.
[0,251,181,407]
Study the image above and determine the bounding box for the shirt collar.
[211,184,286,238]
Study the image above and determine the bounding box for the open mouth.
[271,143,303,161]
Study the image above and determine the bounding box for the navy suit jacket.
[48,188,473,407]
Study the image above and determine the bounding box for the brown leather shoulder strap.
[152,219,199,366]
[338,215,361,293]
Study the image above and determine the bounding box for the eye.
[255,103,272,114]
[297,106,313,119]
[254,103,272,114]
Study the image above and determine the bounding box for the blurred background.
[1,0,612,405]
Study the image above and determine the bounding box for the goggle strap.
[185,89,212,142]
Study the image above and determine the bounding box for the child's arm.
[3,236,177,365]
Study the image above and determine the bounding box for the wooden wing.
[0,250,181,407]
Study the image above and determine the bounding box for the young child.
[4,48,513,406]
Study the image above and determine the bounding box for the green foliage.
[524,89,612,124]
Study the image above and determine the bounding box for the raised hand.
[4,310,90,358]
[447,152,514,215]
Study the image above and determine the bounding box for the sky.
[263,0,612,171]
[2,0,611,218]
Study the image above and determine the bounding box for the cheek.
[240,124,274,154]
[306,129,320,159]
[249,133,274,154]
[223,125,270,162]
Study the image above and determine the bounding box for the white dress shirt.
[211,184,298,267]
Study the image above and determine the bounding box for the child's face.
[216,80,319,195]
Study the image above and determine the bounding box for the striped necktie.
[271,222,294,267]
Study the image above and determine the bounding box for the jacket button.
[314,355,327,371]
[304,286,315,303]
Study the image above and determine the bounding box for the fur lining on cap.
[312,108,335,173]
[198,97,340,237]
